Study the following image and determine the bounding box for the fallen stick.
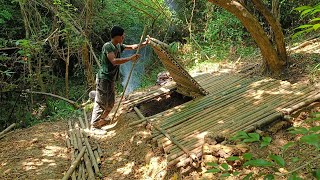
[62,146,86,180]
[23,90,80,108]
[0,123,16,138]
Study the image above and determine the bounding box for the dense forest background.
[0,0,319,129]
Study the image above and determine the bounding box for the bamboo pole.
[78,117,100,175]
[0,123,16,137]
[83,109,89,129]
[62,146,86,180]
[283,92,320,114]
[94,150,101,165]
[68,121,77,180]
[76,135,95,179]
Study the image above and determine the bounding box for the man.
[91,26,149,130]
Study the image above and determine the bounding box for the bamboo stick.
[62,146,86,180]
[83,109,89,129]
[78,117,100,175]
[0,123,16,138]
[94,150,101,165]
[67,120,77,180]
[283,92,320,114]
[97,143,103,157]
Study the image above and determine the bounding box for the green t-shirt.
[97,42,126,81]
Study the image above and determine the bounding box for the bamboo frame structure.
[130,38,320,168]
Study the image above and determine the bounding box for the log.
[62,146,86,180]
[0,123,16,137]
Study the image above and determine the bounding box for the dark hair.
[111,26,124,38]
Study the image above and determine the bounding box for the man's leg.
[91,78,115,128]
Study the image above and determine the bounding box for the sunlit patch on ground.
[0,121,69,179]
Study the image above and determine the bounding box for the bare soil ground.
[0,121,69,179]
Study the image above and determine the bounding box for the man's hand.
[130,54,141,62]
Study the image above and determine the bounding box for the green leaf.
[231,131,249,141]
[312,169,320,179]
[300,134,320,148]
[261,141,270,148]
[292,31,305,39]
[295,24,313,30]
[291,157,299,163]
[221,173,231,177]
[310,18,320,22]
[262,136,272,143]
[288,172,303,180]
[264,174,275,180]
[243,159,273,167]
[243,172,254,180]
[243,153,253,161]
[282,142,295,151]
[301,9,313,17]
[243,133,260,143]
[206,168,220,174]
[288,127,308,135]
[206,162,218,167]
[226,156,241,161]
[313,24,320,31]
[233,171,240,176]
[310,126,320,133]
[294,6,312,12]
[221,163,229,171]
[269,154,285,167]
[261,137,272,148]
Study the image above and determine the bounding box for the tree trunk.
[208,0,286,74]
[251,0,287,64]
[82,0,94,87]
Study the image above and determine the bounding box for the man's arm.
[107,52,140,65]
[124,41,149,50]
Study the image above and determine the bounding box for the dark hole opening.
[136,90,193,117]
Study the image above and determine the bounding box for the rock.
[202,155,218,168]
[202,143,213,155]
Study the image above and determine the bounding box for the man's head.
[111,26,125,44]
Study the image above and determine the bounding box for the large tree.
[208,0,287,75]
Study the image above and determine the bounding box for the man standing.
[91,26,149,130]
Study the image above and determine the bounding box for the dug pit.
[136,90,192,117]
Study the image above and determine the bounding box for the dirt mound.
[0,121,69,179]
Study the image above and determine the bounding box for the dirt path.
[95,111,168,180]
[0,121,69,179]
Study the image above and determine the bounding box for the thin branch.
[23,90,80,108]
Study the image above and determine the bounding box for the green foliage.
[231,131,272,148]
[293,4,320,38]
